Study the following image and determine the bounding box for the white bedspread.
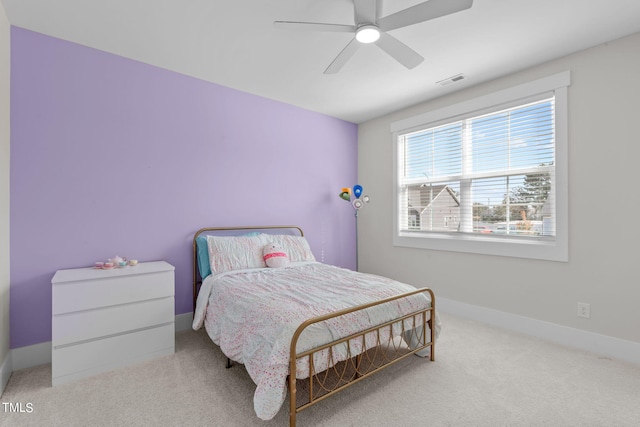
[192,262,440,420]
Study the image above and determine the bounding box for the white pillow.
[207,234,266,275]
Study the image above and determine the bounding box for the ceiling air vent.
[436,73,466,86]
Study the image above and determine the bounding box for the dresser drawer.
[52,297,174,347]
[52,323,175,386]
[51,261,175,386]
[52,270,173,314]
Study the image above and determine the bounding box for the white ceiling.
[4,0,640,123]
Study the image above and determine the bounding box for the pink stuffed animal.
[263,242,289,268]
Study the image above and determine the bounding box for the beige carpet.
[2,313,639,427]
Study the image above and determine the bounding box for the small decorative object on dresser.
[51,261,175,386]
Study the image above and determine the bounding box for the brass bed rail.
[288,287,435,427]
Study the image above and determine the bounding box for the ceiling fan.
[274,0,473,74]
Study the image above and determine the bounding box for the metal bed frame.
[193,226,435,427]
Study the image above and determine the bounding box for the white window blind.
[392,72,569,261]
[397,97,556,239]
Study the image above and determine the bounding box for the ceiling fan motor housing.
[356,24,380,43]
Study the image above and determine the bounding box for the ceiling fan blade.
[324,38,361,74]
[274,21,356,33]
[354,0,377,24]
[378,0,473,32]
[375,33,424,69]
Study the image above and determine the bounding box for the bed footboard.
[288,288,435,427]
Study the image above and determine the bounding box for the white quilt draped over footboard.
[193,262,440,420]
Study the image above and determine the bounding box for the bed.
[192,225,440,426]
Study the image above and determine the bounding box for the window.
[391,72,569,261]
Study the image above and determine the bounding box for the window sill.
[393,231,568,262]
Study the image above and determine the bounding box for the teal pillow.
[196,235,210,279]
[196,232,262,279]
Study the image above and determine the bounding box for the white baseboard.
[175,312,193,332]
[437,297,640,365]
[12,305,637,374]
[10,312,196,373]
[1,350,11,396]
[11,341,50,371]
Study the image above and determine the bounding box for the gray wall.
[1,1,11,389]
[358,32,640,344]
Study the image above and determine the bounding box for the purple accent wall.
[10,27,358,349]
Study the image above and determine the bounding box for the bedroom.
[1,0,640,425]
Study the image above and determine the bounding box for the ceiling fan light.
[356,25,380,44]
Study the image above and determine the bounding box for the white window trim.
[391,71,569,262]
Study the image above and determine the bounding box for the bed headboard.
[192,225,304,310]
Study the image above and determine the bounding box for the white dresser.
[51,261,175,386]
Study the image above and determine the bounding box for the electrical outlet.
[577,302,590,319]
